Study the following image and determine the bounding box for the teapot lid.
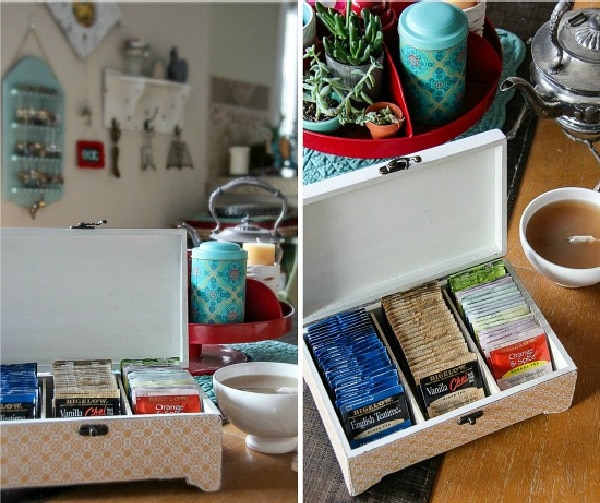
[210,215,280,244]
[557,10,600,64]
[532,7,600,93]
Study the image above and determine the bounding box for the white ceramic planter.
[303,2,316,48]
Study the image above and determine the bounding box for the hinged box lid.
[1,228,188,371]
[304,129,507,323]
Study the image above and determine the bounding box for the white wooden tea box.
[0,228,222,491]
[302,129,577,496]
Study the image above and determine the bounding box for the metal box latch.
[457,410,484,425]
[78,424,109,437]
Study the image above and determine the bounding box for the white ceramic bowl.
[519,187,600,288]
[213,362,298,454]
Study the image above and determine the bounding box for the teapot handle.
[208,176,288,235]
[549,0,574,72]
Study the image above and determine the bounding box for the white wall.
[209,2,283,126]
[1,2,283,228]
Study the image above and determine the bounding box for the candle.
[243,242,276,266]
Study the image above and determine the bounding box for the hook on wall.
[79,103,93,126]
[144,106,159,130]
[141,107,159,171]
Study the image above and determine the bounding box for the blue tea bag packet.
[338,385,412,448]
[0,363,39,421]
[305,308,413,448]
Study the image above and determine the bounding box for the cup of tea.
[519,187,600,288]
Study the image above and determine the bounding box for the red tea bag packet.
[488,333,553,390]
[134,388,202,414]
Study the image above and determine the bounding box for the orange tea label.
[134,393,202,414]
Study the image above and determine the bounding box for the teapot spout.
[500,77,563,119]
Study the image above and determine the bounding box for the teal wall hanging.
[2,55,65,218]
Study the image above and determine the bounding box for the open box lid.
[304,129,507,324]
[1,228,188,371]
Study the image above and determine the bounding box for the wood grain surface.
[429,118,600,503]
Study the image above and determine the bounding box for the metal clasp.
[70,219,108,229]
[78,424,109,437]
[380,156,421,175]
[457,410,483,426]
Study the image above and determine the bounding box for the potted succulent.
[350,1,399,56]
[356,101,404,139]
[302,45,349,133]
[302,44,382,133]
[303,2,316,49]
[315,0,384,101]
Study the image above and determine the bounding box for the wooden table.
[429,118,600,502]
[431,2,600,501]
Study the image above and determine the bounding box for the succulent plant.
[302,44,382,125]
[315,0,384,66]
[356,106,401,126]
[302,45,350,122]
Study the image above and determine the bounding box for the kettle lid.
[532,6,600,93]
[210,215,280,244]
[556,10,600,64]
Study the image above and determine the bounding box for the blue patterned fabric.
[303,29,525,185]
[195,340,298,404]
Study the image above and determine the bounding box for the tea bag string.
[11,16,59,78]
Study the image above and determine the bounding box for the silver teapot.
[500,1,600,163]
[208,177,288,263]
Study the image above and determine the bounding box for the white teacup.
[519,187,600,288]
[213,362,299,454]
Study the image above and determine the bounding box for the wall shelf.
[103,69,191,134]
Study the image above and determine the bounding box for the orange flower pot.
[364,101,405,140]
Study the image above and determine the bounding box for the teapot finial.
[574,14,600,51]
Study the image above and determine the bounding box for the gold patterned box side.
[305,345,577,497]
[0,413,222,491]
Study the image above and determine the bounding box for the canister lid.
[192,241,247,260]
[398,1,468,50]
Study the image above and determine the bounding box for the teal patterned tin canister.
[398,2,468,125]
[191,242,247,324]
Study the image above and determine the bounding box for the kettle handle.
[208,176,288,235]
[549,0,574,71]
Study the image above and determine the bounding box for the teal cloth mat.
[303,29,525,185]
[194,340,298,404]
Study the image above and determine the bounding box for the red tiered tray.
[303,18,503,159]
[187,278,295,375]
